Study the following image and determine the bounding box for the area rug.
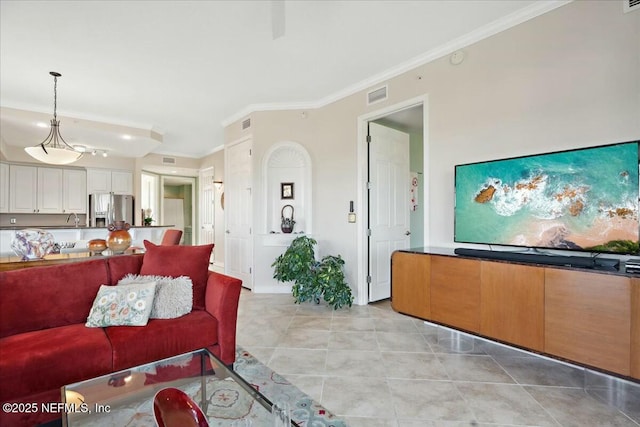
[234,347,347,427]
[69,348,347,427]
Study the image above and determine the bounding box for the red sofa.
[0,245,242,427]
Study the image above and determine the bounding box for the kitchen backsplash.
[0,213,88,228]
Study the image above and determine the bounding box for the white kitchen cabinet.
[9,165,37,213]
[63,169,87,213]
[87,169,133,195]
[8,165,85,214]
[37,167,64,214]
[111,170,133,194]
[86,169,111,194]
[0,162,9,213]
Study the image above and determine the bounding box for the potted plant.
[143,208,154,226]
[272,236,353,309]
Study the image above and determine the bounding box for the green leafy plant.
[272,236,353,309]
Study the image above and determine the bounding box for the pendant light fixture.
[25,71,83,165]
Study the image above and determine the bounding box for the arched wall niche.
[261,141,312,235]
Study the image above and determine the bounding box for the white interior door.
[199,168,215,262]
[225,138,253,289]
[369,122,410,302]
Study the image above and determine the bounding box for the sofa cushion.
[106,310,219,371]
[0,324,112,403]
[0,258,110,338]
[86,282,157,327]
[140,241,213,309]
[118,274,193,319]
[106,253,145,284]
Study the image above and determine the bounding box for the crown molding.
[221,0,572,128]
[220,101,321,128]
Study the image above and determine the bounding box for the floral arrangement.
[143,208,154,226]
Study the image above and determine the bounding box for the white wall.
[225,1,640,301]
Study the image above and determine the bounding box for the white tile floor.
[236,290,640,426]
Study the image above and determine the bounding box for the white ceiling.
[1,0,554,160]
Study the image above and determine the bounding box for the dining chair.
[160,229,183,246]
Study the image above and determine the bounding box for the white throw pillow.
[118,274,193,319]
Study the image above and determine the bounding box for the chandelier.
[25,72,83,165]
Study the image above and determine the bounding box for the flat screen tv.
[454,141,639,255]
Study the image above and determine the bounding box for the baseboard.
[251,285,292,294]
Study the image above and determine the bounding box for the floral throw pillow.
[118,274,193,319]
[85,282,157,327]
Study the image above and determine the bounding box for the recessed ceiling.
[0,107,161,158]
[1,0,554,160]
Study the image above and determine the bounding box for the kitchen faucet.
[66,212,80,227]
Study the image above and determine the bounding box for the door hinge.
[249,267,252,274]
[249,149,252,156]
[366,275,372,284]
[366,135,371,143]
[366,228,372,236]
[366,182,372,189]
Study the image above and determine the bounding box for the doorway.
[367,122,410,302]
[141,172,160,227]
[357,96,427,305]
[199,167,216,263]
[224,136,253,290]
[161,176,196,245]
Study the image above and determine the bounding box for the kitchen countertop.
[0,248,146,272]
[0,227,170,261]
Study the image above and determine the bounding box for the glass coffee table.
[61,348,298,426]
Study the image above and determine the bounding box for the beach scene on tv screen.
[455,142,639,254]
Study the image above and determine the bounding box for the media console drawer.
[545,269,631,376]
[390,252,430,319]
[430,256,480,333]
[480,261,544,352]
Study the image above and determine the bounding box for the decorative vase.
[107,221,132,254]
[88,239,107,255]
[281,205,295,233]
[11,229,55,260]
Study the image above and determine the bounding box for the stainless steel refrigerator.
[89,193,135,227]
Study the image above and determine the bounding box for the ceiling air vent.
[241,118,251,130]
[162,156,176,165]
[624,0,640,13]
[367,85,388,105]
